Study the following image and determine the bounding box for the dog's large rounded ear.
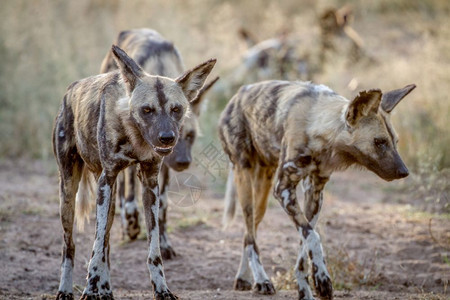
[190,76,219,115]
[111,45,144,93]
[381,84,416,113]
[346,89,382,126]
[176,58,217,102]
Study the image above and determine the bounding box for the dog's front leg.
[159,164,176,259]
[303,174,332,299]
[82,170,117,299]
[140,162,178,300]
[273,159,332,300]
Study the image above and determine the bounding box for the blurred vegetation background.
[0,0,448,209]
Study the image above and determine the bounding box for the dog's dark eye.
[185,131,195,142]
[142,106,155,114]
[171,106,181,113]
[374,138,388,148]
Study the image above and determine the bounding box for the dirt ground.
[0,160,449,300]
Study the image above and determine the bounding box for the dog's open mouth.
[154,146,173,156]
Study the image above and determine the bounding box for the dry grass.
[326,245,382,290]
[271,244,382,292]
[0,1,448,196]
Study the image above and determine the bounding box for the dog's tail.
[75,166,95,231]
[222,166,237,229]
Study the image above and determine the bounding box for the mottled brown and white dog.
[219,80,415,299]
[53,44,215,299]
[100,29,218,260]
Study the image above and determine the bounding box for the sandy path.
[0,160,448,299]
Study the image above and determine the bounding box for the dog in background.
[100,28,219,259]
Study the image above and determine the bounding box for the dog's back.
[219,80,344,169]
[100,28,184,78]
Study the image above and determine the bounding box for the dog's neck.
[307,97,357,173]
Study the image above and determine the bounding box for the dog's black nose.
[159,131,175,145]
[175,159,191,170]
[396,166,409,178]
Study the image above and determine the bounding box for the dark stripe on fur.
[155,78,168,108]
[137,40,178,68]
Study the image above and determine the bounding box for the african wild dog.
[53,44,215,299]
[219,80,415,299]
[232,7,366,88]
[100,28,219,259]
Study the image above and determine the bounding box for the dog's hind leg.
[54,105,84,300]
[119,165,140,240]
[233,165,275,295]
[233,165,253,291]
[251,165,276,294]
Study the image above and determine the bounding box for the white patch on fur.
[97,184,111,234]
[283,161,300,170]
[301,177,311,194]
[125,200,138,215]
[83,245,112,294]
[148,262,167,293]
[146,199,168,293]
[58,258,73,293]
[274,180,280,196]
[147,186,161,256]
[236,243,251,281]
[75,167,94,232]
[247,245,270,284]
[241,84,254,92]
[301,229,330,284]
[281,189,291,208]
[341,103,350,127]
[148,203,161,258]
[114,151,135,163]
[83,183,113,295]
[294,248,314,299]
[314,83,333,94]
[116,96,131,115]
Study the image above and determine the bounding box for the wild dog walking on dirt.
[219,80,415,299]
[53,44,216,299]
[100,29,219,259]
